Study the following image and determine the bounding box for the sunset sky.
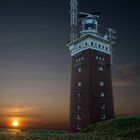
[0,0,140,129]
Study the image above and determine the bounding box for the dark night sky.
[0,0,140,129]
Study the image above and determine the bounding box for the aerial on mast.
[70,0,78,42]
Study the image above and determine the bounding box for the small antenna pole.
[106,28,117,64]
[70,0,78,42]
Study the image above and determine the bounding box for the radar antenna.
[79,12,100,18]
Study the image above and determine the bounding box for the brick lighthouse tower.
[67,0,116,132]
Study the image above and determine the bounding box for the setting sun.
[12,120,19,127]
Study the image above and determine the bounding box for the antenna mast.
[70,0,78,42]
[106,28,117,64]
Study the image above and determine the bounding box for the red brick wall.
[69,49,114,132]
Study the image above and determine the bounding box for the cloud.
[112,62,140,87]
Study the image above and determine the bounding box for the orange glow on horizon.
[12,120,19,127]
[9,118,23,128]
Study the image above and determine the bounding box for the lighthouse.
[67,0,116,132]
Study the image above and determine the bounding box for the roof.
[66,33,115,46]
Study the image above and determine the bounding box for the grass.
[0,115,140,140]
[81,117,140,138]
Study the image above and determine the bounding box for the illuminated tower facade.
[67,1,116,132]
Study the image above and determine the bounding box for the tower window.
[78,93,81,98]
[98,44,101,48]
[76,59,78,62]
[99,57,102,60]
[106,47,108,50]
[99,66,103,71]
[81,56,84,60]
[99,81,104,86]
[102,45,104,49]
[102,58,105,61]
[77,125,81,130]
[101,114,106,120]
[76,57,84,62]
[77,114,81,120]
[96,56,98,60]
[78,67,82,72]
[77,105,81,110]
[100,103,105,109]
[78,82,82,87]
[91,42,93,46]
[100,92,105,97]
[85,42,87,46]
